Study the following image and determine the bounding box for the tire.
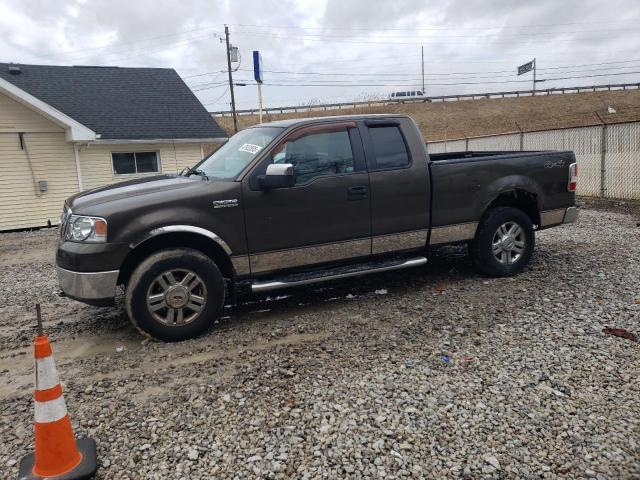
[469,207,535,277]
[125,248,225,341]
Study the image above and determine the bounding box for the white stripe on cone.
[35,396,68,423]
[36,356,60,391]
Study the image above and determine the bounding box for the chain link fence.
[427,121,640,200]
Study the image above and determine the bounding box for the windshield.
[194,126,282,180]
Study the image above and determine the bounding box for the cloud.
[1,0,639,109]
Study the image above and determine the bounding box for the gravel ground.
[1,201,639,479]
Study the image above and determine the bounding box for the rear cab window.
[367,126,410,170]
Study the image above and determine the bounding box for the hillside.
[213,88,640,142]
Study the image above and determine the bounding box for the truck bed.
[429,149,575,228]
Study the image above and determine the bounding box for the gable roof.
[0,63,227,141]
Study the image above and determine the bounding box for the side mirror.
[259,163,295,190]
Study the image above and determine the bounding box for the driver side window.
[271,130,354,185]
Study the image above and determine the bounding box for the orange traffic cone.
[18,305,97,480]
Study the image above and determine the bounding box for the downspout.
[20,132,42,197]
[73,143,84,192]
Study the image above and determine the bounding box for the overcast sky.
[1,0,639,111]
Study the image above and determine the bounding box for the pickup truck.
[56,114,578,341]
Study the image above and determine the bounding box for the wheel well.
[484,190,540,227]
[118,232,234,287]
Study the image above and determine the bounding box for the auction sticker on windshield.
[239,144,262,154]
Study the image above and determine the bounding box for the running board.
[251,256,427,293]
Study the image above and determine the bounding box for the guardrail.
[210,82,640,117]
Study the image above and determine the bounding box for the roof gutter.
[0,77,97,142]
[87,137,228,145]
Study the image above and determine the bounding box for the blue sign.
[253,51,263,84]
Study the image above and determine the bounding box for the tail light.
[568,162,578,192]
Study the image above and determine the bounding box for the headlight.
[65,215,107,243]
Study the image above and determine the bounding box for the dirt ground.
[1,199,639,479]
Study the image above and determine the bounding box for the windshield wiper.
[180,166,209,180]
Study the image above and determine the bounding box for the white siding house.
[0,63,227,231]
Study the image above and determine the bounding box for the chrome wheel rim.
[146,269,207,326]
[492,221,526,265]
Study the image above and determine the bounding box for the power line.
[237,68,516,77]
[276,56,426,68]
[234,64,640,80]
[229,19,636,32]
[28,25,224,59]
[203,87,230,106]
[539,59,640,70]
[193,82,230,92]
[234,25,638,40]
[184,55,424,80]
[208,70,639,89]
[235,31,630,46]
[33,18,632,61]
[183,59,640,87]
[68,32,219,62]
[257,80,534,87]
[19,17,637,64]
[183,69,227,79]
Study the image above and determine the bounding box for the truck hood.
[67,175,205,211]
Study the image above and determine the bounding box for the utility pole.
[421,45,425,93]
[532,57,536,95]
[257,82,264,124]
[224,25,238,133]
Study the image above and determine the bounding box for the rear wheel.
[470,207,535,277]
[125,248,225,341]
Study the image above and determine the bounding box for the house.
[0,63,228,231]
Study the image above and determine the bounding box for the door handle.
[347,185,368,200]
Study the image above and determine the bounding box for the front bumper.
[56,266,119,306]
[56,240,130,272]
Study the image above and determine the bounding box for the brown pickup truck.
[56,114,578,341]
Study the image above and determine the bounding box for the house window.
[112,152,160,174]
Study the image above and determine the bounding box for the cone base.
[18,437,98,480]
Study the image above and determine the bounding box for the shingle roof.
[0,63,227,140]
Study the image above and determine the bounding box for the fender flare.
[130,225,232,255]
[477,175,544,216]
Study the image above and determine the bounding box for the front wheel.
[469,207,535,277]
[125,248,225,341]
